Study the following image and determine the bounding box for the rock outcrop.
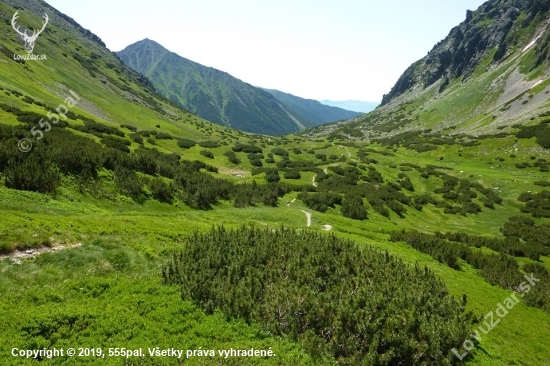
[382,0,550,105]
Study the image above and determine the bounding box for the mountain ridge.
[117,39,312,135]
[382,0,550,106]
[118,39,362,135]
[319,100,379,113]
[261,88,363,124]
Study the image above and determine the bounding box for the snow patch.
[522,37,540,53]
[531,80,543,89]
[522,25,548,53]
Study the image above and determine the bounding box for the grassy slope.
[1,131,550,365]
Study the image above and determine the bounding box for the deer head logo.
[11,11,49,54]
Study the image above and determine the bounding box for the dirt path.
[0,242,82,264]
[300,210,312,227]
[287,198,296,207]
[312,174,318,187]
[337,145,352,157]
[218,167,248,177]
[322,224,332,231]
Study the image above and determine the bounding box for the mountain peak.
[117,40,361,134]
[382,0,550,106]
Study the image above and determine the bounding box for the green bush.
[200,150,214,159]
[4,149,59,194]
[297,192,342,212]
[265,169,280,183]
[163,226,472,365]
[148,177,174,203]
[232,144,262,153]
[341,194,367,220]
[284,170,301,179]
[114,165,144,201]
[199,141,221,148]
[130,133,144,144]
[271,147,289,157]
[120,124,137,132]
[223,150,240,164]
[156,132,173,140]
[77,119,125,137]
[177,138,197,149]
[101,136,131,153]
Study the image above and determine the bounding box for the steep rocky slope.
[306,0,550,139]
[382,0,550,105]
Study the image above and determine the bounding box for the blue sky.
[47,0,487,102]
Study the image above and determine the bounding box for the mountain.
[0,0,226,142]
[319,100,379,113]
[117,39,313,135]
[262,89,363,123]
[307,0,550,139]
[381,0,550,106]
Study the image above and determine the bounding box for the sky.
[46,0,487,102]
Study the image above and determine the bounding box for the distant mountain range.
[117,39,361,135]
[262,89,362,124]
[319,100,379,113]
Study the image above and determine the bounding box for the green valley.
[1,0,550,365]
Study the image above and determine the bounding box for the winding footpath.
[300,210,312,227]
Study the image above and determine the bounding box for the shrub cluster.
[341,194,367,220]
[164,226,472,365]
[283,170,301,179]
[297,192,342,212]
[271,147,288,157]
[0,125,299,209]
[247,153,263,167]
[515,122,550,148]
[76,118,125,137]
[223,150,240,164]
[199,150,214,159]
[518,190,550,217]
[199,141,220,148]
[176,138,196,149]
[264,168,280,183]
[534,159,549,172]
[232,144,262,154]
[390,230,550,312]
